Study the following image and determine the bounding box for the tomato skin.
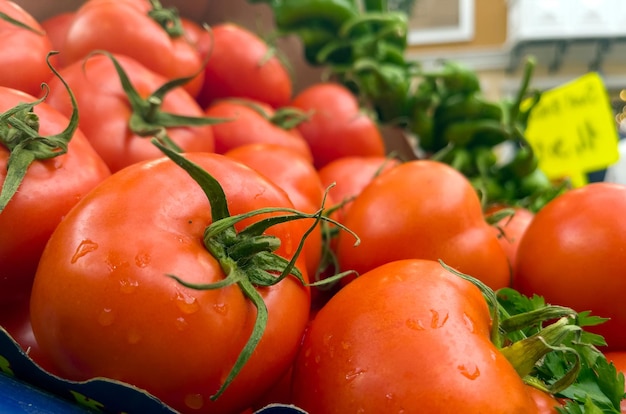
[196,23,293,109]
[43,53,214,173]
[40,11,75,68]
[291,259,537,413]
[30,152,310,414]
[62,0,204,97]
[486,205,534,270]
[0,1,55,96]
[290,82,387,169]
[513,183,626,350]
[317,155,401,224]
[335,160,511,290]
[0,87,111,306]
[206,99,312,162]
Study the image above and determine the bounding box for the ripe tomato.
[485,205,534,270]
[195,23,293,109]
[290,82,386,169]
[30,151,310,414]
[62,0,204,97]
[0,86,111,306]
[514,183,626,351]
[291,259,537,412]
[335,160,511,290]
[317,155,401,224]
[206,99,312,162]
[0,1,55,96]
[40,11,75,68]
[44,53,215,173]
[225,143,325,278]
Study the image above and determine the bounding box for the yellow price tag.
[524,72,620,183]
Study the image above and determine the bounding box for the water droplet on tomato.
[127,329,141,344]
[458,363,480,380]
[405,318,425,330]
[345,368,366,382]
[175,291,200,314]
[213,303,228,315]
[134,253,151,268]
[430,309,449,328]
[340,341,351,350]
[184,393,204,410]
[98,308,114,326]
[71,240,98,263]
[119,278,139,294]
[175,317,188,331]
[462,313,475,333]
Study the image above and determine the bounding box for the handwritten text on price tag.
[524,72,619,182]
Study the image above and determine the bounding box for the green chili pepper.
[441,119,508,148]
[352,58,411,123]
[270,0,359,33]
[424,61,481,97]
[435,93,503,127]
[499,144,538,179]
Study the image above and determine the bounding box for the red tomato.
[603,351,626,413]
[196,23,293,109]
[30,152,310,414]
[317,155,401,224]
[291,259,537,412]
[0,1,55,96]
[62,0,204,97]
[181,17,211,61]
[513,183,626,350]
[526,385,563,414]
[335,160,511,290]
[486,205,535,270]
[225,143,325,278]
[0,86,111,306]
[40,11,75,67]
[206,99,312,162]
[44,53,215,173]
[290,82,387,169]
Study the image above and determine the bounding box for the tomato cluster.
[0,0,625,413]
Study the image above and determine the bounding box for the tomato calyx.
[146,0,184,38]
[0,52,78,213]
[90,50,224,152]
[152,139,358,401]
[441,261,624,412]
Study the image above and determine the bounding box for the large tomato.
[29,151,311,414]
[513,182,626,350]
[291,259,538,412]
[0,0,55,96]
[61,0,204,96]
[0,86,110,306]
[195,23,293,109]
[335,159,511,290]
[290,82,387,169]
[205,98,312,162]
[44,52,215,173]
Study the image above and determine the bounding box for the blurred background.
[13,0,626,180]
